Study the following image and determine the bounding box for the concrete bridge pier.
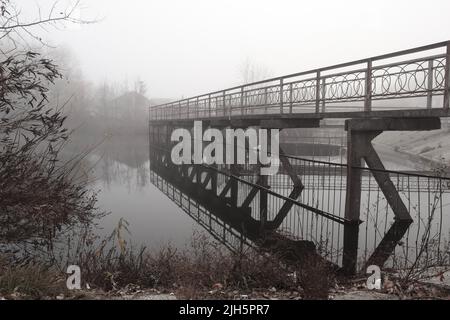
[342,117,441,275]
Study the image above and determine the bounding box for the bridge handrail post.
[208,94,212,118]
[215,96,219,118]
[264,87,268,114]
[321,77,326,113]
[364,59,373,112]
[197,97,200,118]
[289,82,293,114]
[222,91,227,117]
[444,41,450,110]
[187,100,190,119]
[315,71,321,113]
[427,59,434,109]
[179,101,182,119]
[229,92,232,118]
[280,78,284,114]
[240,86,245,115]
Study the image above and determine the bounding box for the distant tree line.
[44,47,152,136]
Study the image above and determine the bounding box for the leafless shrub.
[0,259,66,298]
[391,165,450,288]
[0,50,103,259]
[297,253,334,300]
[70,227,301,298]
[0,1,103,263]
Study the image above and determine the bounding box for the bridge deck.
[150,41,450,123]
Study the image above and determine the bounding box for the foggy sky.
[18,0,450,100]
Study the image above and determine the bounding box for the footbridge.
[149,41,450,275]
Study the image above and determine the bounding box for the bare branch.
[0,1,98,52]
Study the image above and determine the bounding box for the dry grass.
[0,256,66,299]
[73,230,306,297]
[298,254,334,300]
[0,222,336,300]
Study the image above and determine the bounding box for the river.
[66,132,442,255]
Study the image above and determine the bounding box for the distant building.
[110,91,150,121]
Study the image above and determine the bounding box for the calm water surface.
[68,133,433,251]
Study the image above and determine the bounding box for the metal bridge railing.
[267,155,450,268]
[150,41,450,121]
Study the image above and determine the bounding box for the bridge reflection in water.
[149,41,450,274]
[149,144,450,274]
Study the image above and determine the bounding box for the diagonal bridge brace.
[227,124,309,232]
[238,145,306,231]
[342,117,440,275]
[266,148,305,230]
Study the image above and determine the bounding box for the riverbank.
[2,268,449,300]
[374,143,442,171]
[375,126,450,170]
[0,227,331,300]
[2,232,450,301]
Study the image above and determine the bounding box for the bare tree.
[239,57,272,84]
[0,1,101,260]
[1,0,96,54]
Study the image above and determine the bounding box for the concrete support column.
[342,117,440,275]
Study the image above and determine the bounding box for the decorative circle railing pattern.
[150,42,450,120]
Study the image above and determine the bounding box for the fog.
[2,1,450,299]
[15,0,450,100]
